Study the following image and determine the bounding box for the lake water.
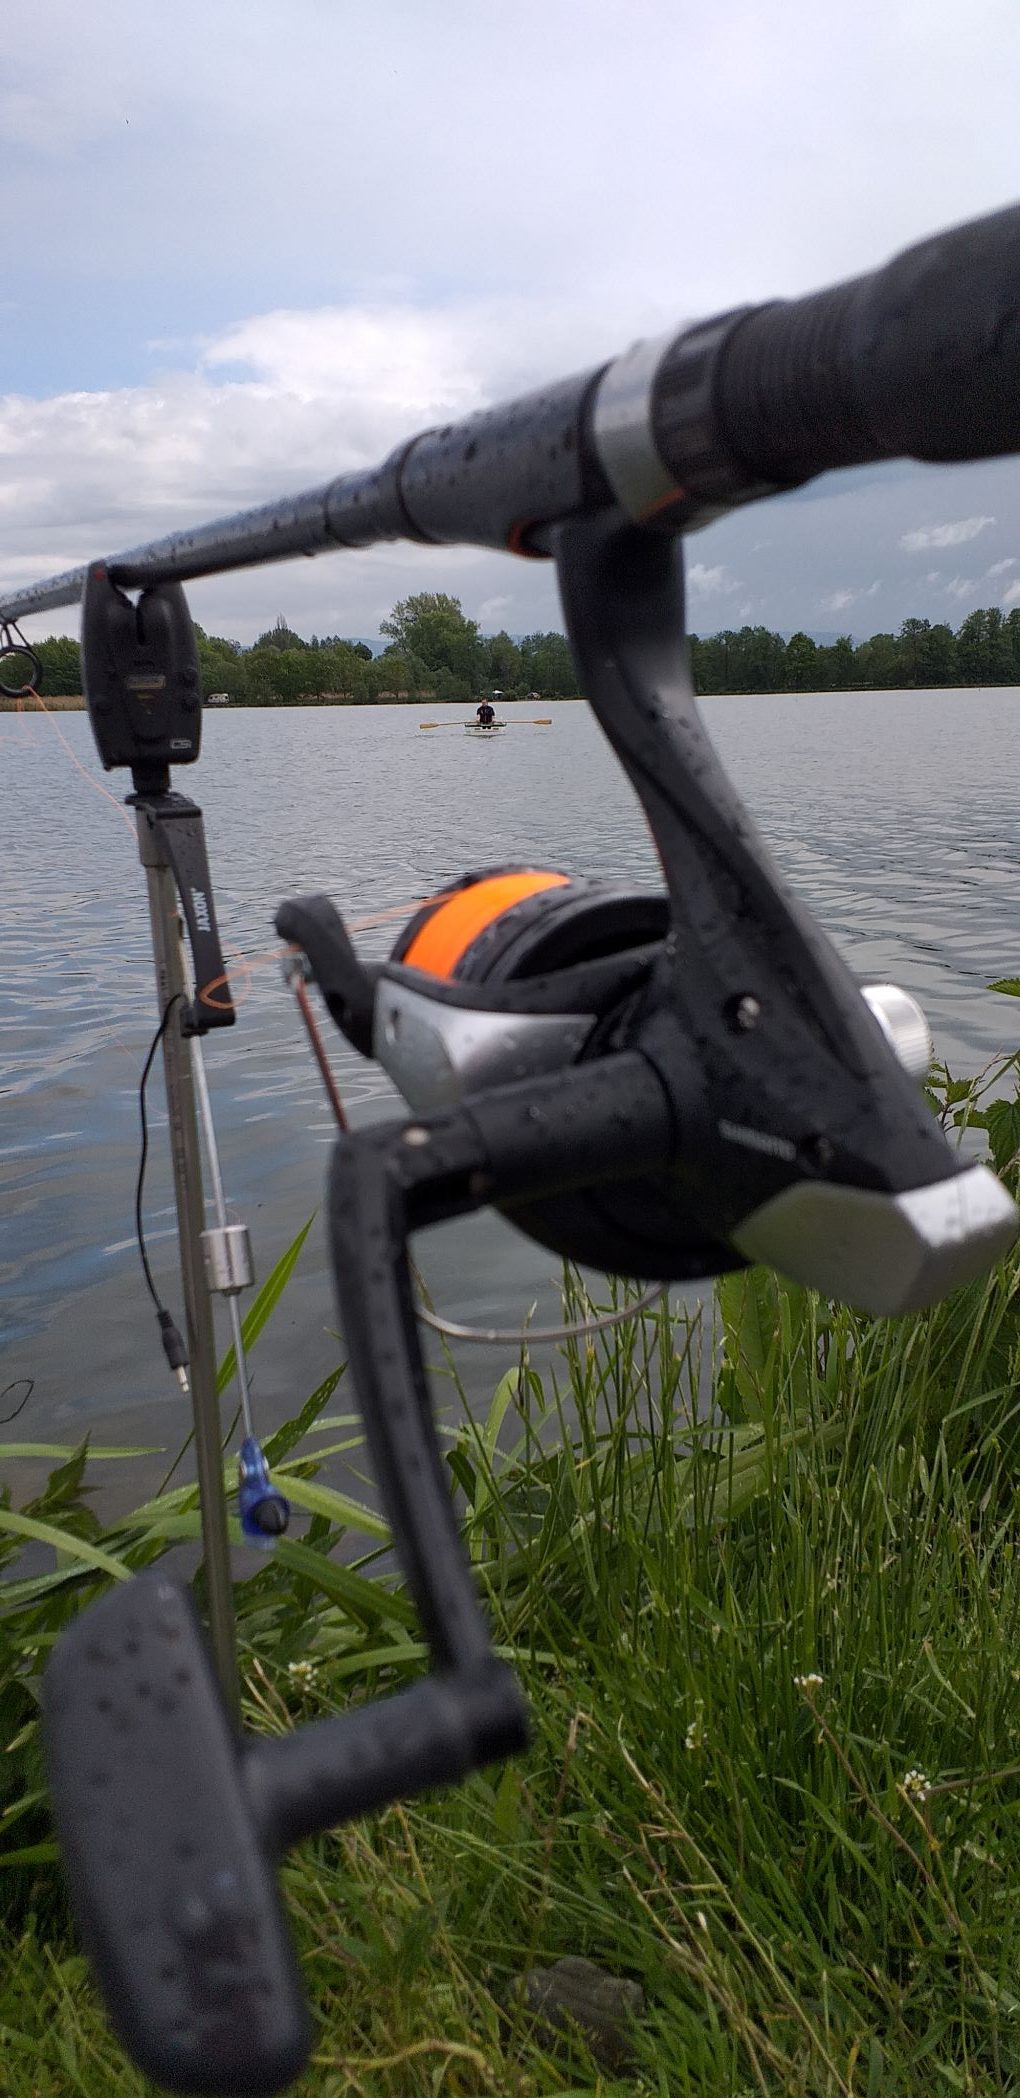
[2,691,1019,1500]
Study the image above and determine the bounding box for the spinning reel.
[42,519,1018,2098]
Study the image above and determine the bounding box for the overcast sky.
[2,0,1019,645]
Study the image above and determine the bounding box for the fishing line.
[135,995,190,1390]
[17,683,138,842]
[415,1284,667,1346]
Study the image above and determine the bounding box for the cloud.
[823,588,856,611]
[899,516,994,552]
[0,295,611,640]
[688,563,740,597]
[477,595,514,626]
[986,557,1016,577]
[1004,580,1020,606]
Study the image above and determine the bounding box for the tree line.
[690,607,1020,694]
[23,595,1020,702]
[24,597,579,704]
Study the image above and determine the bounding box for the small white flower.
[902,1767,932,1805]
[793,1672,823,1690]
[696,1910,709,1933]
[685,1701,706,1751]
[287,1659,318,1690]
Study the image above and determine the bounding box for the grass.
[2,1056,1020,2094]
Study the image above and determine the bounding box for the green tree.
[196,634,249,704]
[733,626,787,693]
[369,647,427,699]
[517,631,577,696]
[308,635,373,660]
[853,630,906,689]
[689,634,725,693]
[244,646,311,703]
[784,632,820,692]
[827,635,857,689]
[33,636,82,697]
[923,623,958,686]
[380,593,482,683]
[1005,609,1020,680]
[254,615,307,652]
[481,631,522,693]
[314,643,368,697]
[961,605,1013,683]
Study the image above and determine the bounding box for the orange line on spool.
[402,870,569,979]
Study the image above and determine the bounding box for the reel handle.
[328,1054,675,1663]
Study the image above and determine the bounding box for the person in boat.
[475,698,496,726]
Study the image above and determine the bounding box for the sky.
[1,0,1019,647]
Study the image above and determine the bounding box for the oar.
[419,717,552,729]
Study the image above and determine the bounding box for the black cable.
[136,996,190,1389]
[137,997,179,1307]
[0,1379,33,1426]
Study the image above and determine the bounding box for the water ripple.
[3,692,1019,1436]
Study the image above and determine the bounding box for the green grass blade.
[275,1473,390,1542]
[216,1217,314,1395]
[0,1511,132,1581]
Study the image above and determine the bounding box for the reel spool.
[389,865,669,987]
[379,864,700,1279]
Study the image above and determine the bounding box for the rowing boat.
[418,716,551,731]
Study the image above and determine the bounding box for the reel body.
[373,864,735,1280]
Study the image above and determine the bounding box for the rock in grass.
[515,1954,645,2071]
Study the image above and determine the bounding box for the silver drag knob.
[861,983,933,1082]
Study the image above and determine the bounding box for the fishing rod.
[26,198,1020,2095]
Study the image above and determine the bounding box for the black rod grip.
[653,202,1020,493]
